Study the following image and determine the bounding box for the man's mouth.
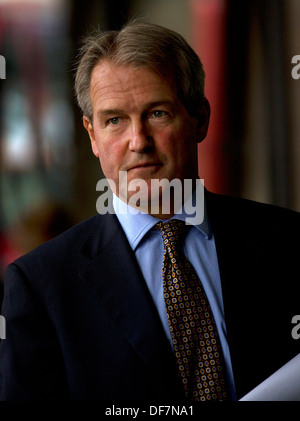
[129,162,162,170]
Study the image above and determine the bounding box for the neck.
[116,177,201,220]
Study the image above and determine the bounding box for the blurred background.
[1,0,300,299]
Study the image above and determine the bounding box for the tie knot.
[154,219,185,246]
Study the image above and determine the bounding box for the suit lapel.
[79,212,183,398]
[206,192,267,398]
[206,191,297,400]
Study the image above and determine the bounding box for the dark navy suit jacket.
[0,192,299,401]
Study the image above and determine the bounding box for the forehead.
[89,61,178,109]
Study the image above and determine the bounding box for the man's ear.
[83,116,99,158]
[196,97,211,143]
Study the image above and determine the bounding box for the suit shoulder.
[206,190,300,215]
[9,214,106,271]
[206,191,300,233]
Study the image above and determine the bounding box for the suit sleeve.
[0,262,69,400]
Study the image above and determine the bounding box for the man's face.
[84,60,210,215]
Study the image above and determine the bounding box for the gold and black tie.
[154,219,228,401]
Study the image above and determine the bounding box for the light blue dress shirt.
[112,192,236,400]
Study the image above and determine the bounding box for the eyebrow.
[97,109,124,118]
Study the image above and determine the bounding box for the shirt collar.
[112,185,211,251]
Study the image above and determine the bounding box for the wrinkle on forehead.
[90,60,178,115]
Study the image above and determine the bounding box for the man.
[0,20,299,402]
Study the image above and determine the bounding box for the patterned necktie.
[154,219,229,401]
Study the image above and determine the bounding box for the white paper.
[240,353,300,401]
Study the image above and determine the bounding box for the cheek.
[155,127,178,151]
[157,127,188,159]
[95,136,125,176]
[161,127,198,174]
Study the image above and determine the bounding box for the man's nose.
[128,119,153,152]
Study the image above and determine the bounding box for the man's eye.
[152,110,167,118]
[108,117,120,125]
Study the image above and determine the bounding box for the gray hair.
[74,20,205,122]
